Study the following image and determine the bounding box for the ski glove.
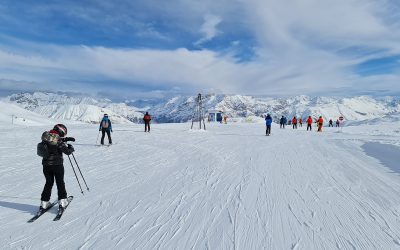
[67,144,75,152]
[62,137,75,142]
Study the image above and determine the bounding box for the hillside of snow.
[1,121,400,249]
[0,101,55,127]
[5,92,144,124]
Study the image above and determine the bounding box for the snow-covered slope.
[0,101,54,127]
[6,92,144,124]
[1,122,400,249]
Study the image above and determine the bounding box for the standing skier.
[299,118,303,127]
[329,119,333,127]
[99,114,112,145]
[292,116,298,129]
[143,112,151,132]
[317,116,324,132]
[37,124,75,211]
[306,116,313,131]
[336,119,340,127]
[265,114,272,136]
[279,116,284,129]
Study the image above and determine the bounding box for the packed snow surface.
[1,122,400,249]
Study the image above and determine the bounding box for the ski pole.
[67,155,84,195]
[95,131,100,145]
[71,153,90,191]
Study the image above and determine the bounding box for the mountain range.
[2,92,400,124]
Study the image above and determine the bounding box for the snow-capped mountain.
[3,92,400,124]
[5,92,144,124]
[152,94,400,123]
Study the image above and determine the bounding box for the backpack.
[101,120,109,128]
[37,131,59,158]
[37,142,49,158]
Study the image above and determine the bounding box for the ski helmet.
[53,124,67,137]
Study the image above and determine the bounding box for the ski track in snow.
[1,123,400,249]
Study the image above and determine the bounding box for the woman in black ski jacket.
[37,124,75,211]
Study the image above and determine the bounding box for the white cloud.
[195,14,222,46]
[1,0,400,98]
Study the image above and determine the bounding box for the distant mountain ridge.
[5,92,144,124]
[3,92,400,124]
[152,94,400,123]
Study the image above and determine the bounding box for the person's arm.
[59,143,74,155]
[109,120,113,132]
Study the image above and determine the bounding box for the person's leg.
[101,129,106,144]
[106,130,112,144]
[41,166,54,202]
[54,165,67,200]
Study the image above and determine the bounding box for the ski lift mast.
[191,93,207,130]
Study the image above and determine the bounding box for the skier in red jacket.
[292,116,298,129]
[317,116,324,132]
[143,112,152,132]
[306,116,313,131]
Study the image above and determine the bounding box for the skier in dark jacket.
[99,114,112,145]
[37,124,75,211]
[280,116,286,129]
[143,112,151,132]
[265,114,273,135]
[329,119,333,127]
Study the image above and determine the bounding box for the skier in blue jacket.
[99,114,113,145]
[265,114,273,136]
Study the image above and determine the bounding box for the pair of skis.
[28,196,73,223]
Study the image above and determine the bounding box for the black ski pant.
[266,125,271,135]
[307,124,312,131]
[145,122,150,132]
[293,124,297,129]
[41,164,67,201]
[101,129,112,144]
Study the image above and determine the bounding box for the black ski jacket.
[42,142,74,166]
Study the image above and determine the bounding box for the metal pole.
[71,153,90,191]
[67,155,84,194]
[95,131,100,145]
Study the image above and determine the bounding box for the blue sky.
[0,0,400,100]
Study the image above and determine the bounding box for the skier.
[280,116,285,129]
[292,116,298,129]
[317,116,324,132]
[299,118,303,127]
[329,119,333,127]
[306,116,313,131]
[143,112,151,132]
[336,119,340,127]
[37,124,75,212]
[265,114,272,136]
[99,114,112,145]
